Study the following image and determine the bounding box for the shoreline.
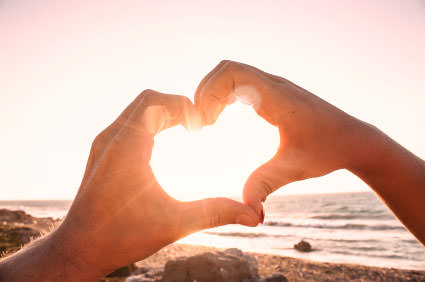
[137,243,425,281]
[1,208,424,281]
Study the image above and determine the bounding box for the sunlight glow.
[151,102,279,201]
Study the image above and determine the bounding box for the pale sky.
[1,0,424,200]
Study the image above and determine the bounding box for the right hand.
[195,60,367,218]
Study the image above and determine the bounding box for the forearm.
[348,122,425,245]
[0,227,101,282]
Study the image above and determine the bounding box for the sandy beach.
[135,243,425,282]
[1,208,424,281]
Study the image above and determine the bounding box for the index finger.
[194,60,272,125]
[124,90,201,136]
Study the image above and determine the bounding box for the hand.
[195,60,425,245]
[61,90,259,277]
[195,61,374,217]
[0,90,259,282]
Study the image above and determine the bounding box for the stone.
[0,225,41,256]
[265,274,288,282]
[125,274,161,282]
[162,257,189,282]
[294,240,312,252]
[224,248,259,278]
[0,209,34,224]
[162,248,259,282]
[106,264,137,277]
[124,267,164,282]
[6,227,40,244]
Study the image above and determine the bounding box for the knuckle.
[91,131,106,152]
[179,96,193,109]
[260,180,274,197]
[141,89,155,96]
[139,89,155,101]
[223,60,240,72]
[91,128,120,157]
[181,95,192,104]
[219,59,230,65]
[209,211,222,228]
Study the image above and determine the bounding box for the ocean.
[1,192,424,270]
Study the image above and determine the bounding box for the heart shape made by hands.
[150,101,279,201]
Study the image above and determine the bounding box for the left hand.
[54,90,259,280]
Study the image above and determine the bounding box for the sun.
[150,101,280,201]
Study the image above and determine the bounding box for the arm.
[195,60,425,244]
[0,90,259,282]
[348,122,425,242]
[0,231,101,282]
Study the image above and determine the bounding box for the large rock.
[161,248,259,282]
[294,240,312,252]
[0,209,35,224]
[124,267,163,282]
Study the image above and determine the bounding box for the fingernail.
[236,214,258,226]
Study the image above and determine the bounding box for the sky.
[1,0,424,200]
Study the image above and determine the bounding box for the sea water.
[1,192,424,270]
[181,192,425,270]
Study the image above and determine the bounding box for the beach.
[1,208,424,281]
[135,243,425,282]
[2,192,424,271]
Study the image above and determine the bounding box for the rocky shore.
[1,209,424,282]
[0,209,60,255]
[131,244,425,282]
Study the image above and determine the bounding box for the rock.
[144,267,164,279]
[124,267,163,282]
[0,209,59,234]
[265,274,288,282]
[0,225,41,255]
[106,264,137,277]
[131,267,151,275]
[224,248,258,278]
[125,274,160,282]
[162,257,189,282]
[7,227,41,244]
[0,209,34,224]
[294,240,312,252]
[162,248,259,282]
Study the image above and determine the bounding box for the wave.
[310,213,391,220]
[263,221,405,231]
[204,231,271,238]
[332,250,408,260]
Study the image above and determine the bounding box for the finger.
[101,91,150,138]
[80,92,151,185]
[194,60,228,106]
[195,60,273,125]
[179,198,260,233]
[243,157,291,221]
[125,90,201,135]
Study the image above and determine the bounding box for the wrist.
[0,223,105,282]
[48,224,104,282]
[50,218,112,281]
[344,118,390,173]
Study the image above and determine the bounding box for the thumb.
[180,198,260,233]
[243,158,290,222]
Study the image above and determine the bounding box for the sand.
[1,209,424,281]
[137,243,425,282]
